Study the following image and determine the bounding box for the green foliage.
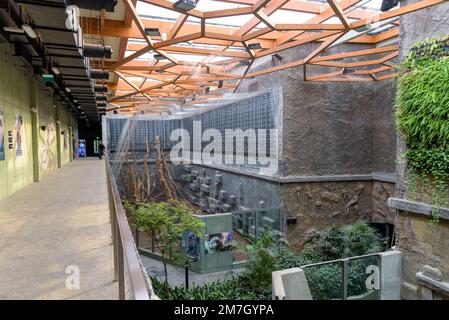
[241,227,285,290]
[151,221,384,300]
[125,200,204,283]
[401,36,449,69]
[396,36,449,223]
[396,58,449,146]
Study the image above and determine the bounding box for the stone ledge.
[388,197,449,221]
[416,272,449,297]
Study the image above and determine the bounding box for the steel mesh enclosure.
[106,92,276,160]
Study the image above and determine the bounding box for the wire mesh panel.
[106,91,276,158]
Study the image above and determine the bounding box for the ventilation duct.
[67,0,117,12]
[90,69,109,80]
[83,44,112,59]
[94,84,109,93]
[95,95,108,101]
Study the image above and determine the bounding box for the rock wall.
[281,181,373,250]
[237,42,397,247]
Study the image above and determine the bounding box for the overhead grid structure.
[78,0,447,114]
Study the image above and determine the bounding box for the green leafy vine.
[396,36,449,224]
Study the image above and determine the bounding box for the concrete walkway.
[0,158,117,300]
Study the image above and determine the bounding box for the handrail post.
[341,259,348,300]
[106,160,119,282]
[118,226,125,300]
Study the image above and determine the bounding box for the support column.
[68,125,73,162]
[55,100,62,169]
[30,77,40,182]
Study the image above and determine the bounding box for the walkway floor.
[0,158,117,300]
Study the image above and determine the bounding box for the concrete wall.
[236,43,397,248]
[392,0,449,300]
[0,44,77,200]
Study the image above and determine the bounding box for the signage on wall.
[8,131,13,150]
[78,139,86,157]
[14,115,23,157]
[0,110,4,161]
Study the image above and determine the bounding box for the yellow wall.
[0,44,77,200]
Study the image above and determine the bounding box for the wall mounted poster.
[182,230,200,261]
[0,110,5,161]
[63,131,68,150]
[41,122,56,170]
[204,231,232,255]
[14,115,23,157]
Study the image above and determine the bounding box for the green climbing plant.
[396,36,449,224]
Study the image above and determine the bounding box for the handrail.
[105,154,155,300]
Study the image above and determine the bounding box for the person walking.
[98,143,105,159]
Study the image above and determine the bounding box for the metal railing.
[105,156,157,300]
[232,207,282,241]
[300,253,382,300]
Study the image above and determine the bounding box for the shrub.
[126,200,204,284]
[151,221,384,300]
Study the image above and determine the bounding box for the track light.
[218,80,223,88]
[239,60,250,66]
[3,27,24,35]
[205,86,210,94]
[154,53,168,60]
[248,43,261,50]
[343,68,356,74]
[380,0,399,11]
[51,66,60,75]
[144,28,161,37]
[273,53,283,61]
[174,0,197,11]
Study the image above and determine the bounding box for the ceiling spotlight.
[205,86,210,94]
[21,24,37,39]
[154,53,168,60]
[144,28,161,37]
[51,66,60,75]
[3,27,25,35]
[273,53,283,61]
[239,60,250,66]
[218,80,223,88]
[174,0,197,11]
[380,0,399,11]
[248,43,262,50]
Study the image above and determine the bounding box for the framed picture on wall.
[0,110,5,161]
[14,115,23,157]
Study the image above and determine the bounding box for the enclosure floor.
[0,158,117,300]
[141,254,245,288]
